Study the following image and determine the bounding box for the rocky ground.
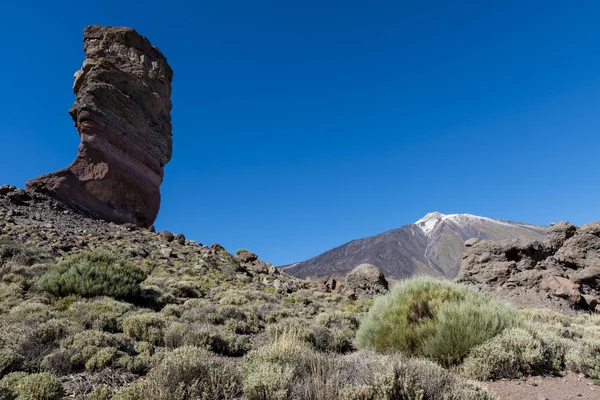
[459,221,600,315]
[485,372,597,400]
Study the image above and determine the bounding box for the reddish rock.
[237,251,258,263]
[540,276,581,304]
[210,243,225,252]
[26,25,173,228]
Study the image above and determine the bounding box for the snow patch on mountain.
[415,212,537,237]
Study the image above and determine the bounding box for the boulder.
[237,251,258,263]
[26,25,173,228]
[345,263,389,299]
[545,221,577,250]
[539,276,581,305]
[159,230,175,242]
[175,234,186,245]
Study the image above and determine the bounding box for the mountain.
[284,212,549,280]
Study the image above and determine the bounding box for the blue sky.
[0,1,598,265]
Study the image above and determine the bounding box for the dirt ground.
[484,372,598,400]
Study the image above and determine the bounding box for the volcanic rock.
[159,230,175,242]
[237,251,259,263]
[26,25,173,228]
[460,220,600,312]
[175,234,186,245]
[345,263,389,299]
[540,276,581,305]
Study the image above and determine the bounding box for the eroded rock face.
[26,25,173,227]
[459,221,600,312]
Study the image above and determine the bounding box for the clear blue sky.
[1,1,598,265]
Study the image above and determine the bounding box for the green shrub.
[41,330,133,374]
[462,328,543,380]
[566,339,600,379]
[13,373,64,400]
[68,297,133,332]
[356,277,521,365]
[122,313,167,346]
[38,252,147,300]
[163,323,250,356]
[0,349,22,379]
[113,346,242,400]
[85,385,114,400]
[236,249,249,255]
[243,333,493,400]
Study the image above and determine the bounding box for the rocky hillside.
[285,212,548,280]
[459,221,600,314]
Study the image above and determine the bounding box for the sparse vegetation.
[2,206,600,399]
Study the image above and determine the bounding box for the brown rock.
[237,251,258,263]
[26,25,173,228]
[210,243,224,252]
[7,189,31,204]
[159,230,175,242]
[248,261,270,274]
[175,233,186,245]
[545,221,577,250]
[539,276,581,304]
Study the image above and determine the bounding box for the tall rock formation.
[26,25,173,228]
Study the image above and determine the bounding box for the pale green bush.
[356,277,521,365]
[462,328,543,380]
[113,346,242,400]
[566,339,600,379]
[13,373,64,400]
[122,313,167,346]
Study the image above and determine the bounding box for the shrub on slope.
[39,252,147,301]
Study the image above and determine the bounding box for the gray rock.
[345,263,389,299]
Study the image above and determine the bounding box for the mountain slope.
[285,212,548,280]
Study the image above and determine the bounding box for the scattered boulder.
[210,243,225,252]
[345,263,389,300]
[159,248,173,259]
[175,233,186,245]
[159,230,175,242]
[539,276,581,305]
[237,251,258,263]
[0,185,12,196]
[7,189,31,205]
[26,25,173,228]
